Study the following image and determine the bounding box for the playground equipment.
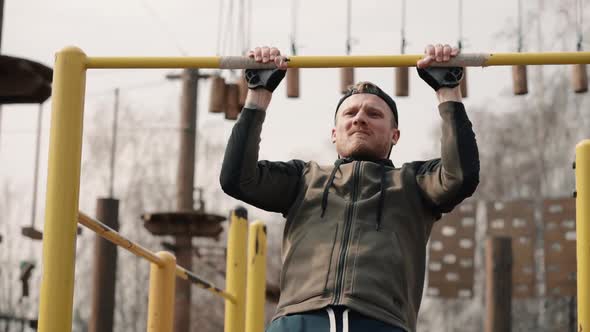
[21,104,44,240]
[575,140,590,332]
[38,47,590,332]
[0,55,52,239]
[75,208,266,332]
[0,55,52,104]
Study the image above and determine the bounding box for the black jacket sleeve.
[415,101,480,214]
[219,108,306,215]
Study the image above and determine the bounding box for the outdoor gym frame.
[38,47,590,332]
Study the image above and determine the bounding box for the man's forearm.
[436,87,462,104]
[244,89,272,111]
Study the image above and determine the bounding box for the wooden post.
[485,236,512,332]
[460,67,468,98]
[512,65,528,95]
[174,68,199,332]
[572,64,588,93]
[225,83,240,120]
[89,198,119,332]
[209,75,226,113]
[340,67,354,94]
[395,67,409,97]
[238,75,248,108]
[286,68,300,98]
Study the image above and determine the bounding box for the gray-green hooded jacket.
[220,101,479,332]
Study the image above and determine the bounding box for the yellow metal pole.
[84,52,590,69]
[245,221,267,332]
[224,208,249,332]
[78,212,164,266]
[38,46,87,332]
[147,251,176,332]
[576,139,590,332]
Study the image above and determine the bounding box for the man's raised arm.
[414,44,480,213]
[219,47,305,215]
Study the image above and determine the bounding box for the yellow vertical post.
[245,221,267,332]
[147,252,177,332]
[224,208,249,332]
[576,139,590,332]
[38,46,87,332]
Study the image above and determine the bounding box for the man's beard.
[347,144,383,161]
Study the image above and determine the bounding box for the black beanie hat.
[335,81,398,126]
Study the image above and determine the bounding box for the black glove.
[416,66,464,91]
[244,68,286,92]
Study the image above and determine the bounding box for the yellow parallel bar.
[78,211,236,302]
[84,52,590,69]
[577,139,590,332]
[78,212,164,266]
[38,47,87,332]
[175,267,235,302]
[224,208,248,332]
[147,252,176,332]
[245,221,267,332]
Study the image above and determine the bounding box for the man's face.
[332,94,400,160]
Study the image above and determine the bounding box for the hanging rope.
[458,0,463,50]
[29,104,43,230]
[225,0,234,57]
[216,0,225,56]
[346,0,352,55]
[291,0,299,55]
[245,0,252,53]
[239,0,250,54]
[400,0,406,54]
[217,0,252,77]
[577,0,584,51]
[139,0,188,56]
[517,0,523,52]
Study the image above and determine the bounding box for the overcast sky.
[0,0,582,210]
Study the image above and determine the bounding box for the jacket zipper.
[333,161,361,304]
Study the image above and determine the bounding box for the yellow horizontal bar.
[78,211,236,302]
[175,267,236,303]
[86,57,221,69]
[290,52,590,67]
[83,52,590,69]
[486,52,590,66]
[78,212,164,266]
